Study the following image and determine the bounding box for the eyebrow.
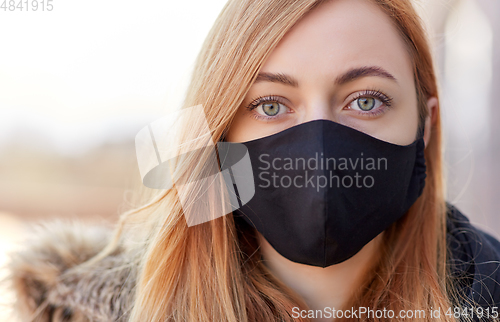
[254,66,397,87]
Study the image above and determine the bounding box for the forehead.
[261,0,413,85]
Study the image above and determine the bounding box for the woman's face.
[226,0,421,145]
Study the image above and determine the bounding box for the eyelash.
[347,89,393,117]
[352,89,393,108]
[245,89,393,121]
[246,95,291,121]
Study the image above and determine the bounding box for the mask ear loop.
[416,121,425,141]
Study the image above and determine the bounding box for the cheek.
[225,106,268,143]
[372,81,420,145]
[381,95,420,145]
[390,105,420,144]
[225,110,249,143]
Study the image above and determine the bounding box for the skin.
[226,0,437,320]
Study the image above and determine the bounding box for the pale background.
[1,0,499,320]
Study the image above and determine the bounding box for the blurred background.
[0,0,499,319]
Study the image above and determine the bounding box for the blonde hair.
[81,0,463,320]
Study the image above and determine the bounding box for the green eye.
[262,102,280,116]
[357,98,375,111]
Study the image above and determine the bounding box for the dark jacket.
[4,204,500,321]
[446,204,500,321]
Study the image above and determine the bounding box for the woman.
[6,0,500,321]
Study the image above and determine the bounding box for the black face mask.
[218,119,426,268]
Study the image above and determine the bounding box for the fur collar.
[5,220,136,322]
